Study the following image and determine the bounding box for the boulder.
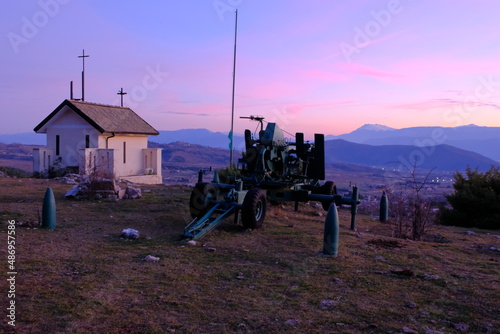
[65,178,120,200]
[65,185,80,198]
[124,186,142,199]
[120,228,139,239]
[143,255,160,262]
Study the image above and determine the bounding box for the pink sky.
[1,1,500,138]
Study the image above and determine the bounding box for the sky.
[1,0,500,138]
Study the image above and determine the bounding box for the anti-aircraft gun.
[182,116,359,240]
[238,116,326,186]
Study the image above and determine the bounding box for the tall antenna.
[229,9,238,166]
[117,87,127,107]
[78,49,90,101]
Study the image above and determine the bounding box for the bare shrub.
[389,167,436,240]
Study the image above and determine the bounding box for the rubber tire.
[189,183,217,218]
[319,181,337,211]
[241,188,267,229]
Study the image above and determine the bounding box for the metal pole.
[350,185,359,231]
[81,71,84,101]
[229,9,238,166]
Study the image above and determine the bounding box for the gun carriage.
[182,116,359,240]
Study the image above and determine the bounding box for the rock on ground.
[121,228,139,239]
[124,186,142,199]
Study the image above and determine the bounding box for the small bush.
[217,165,241,184]
[0,166,32,178]
[389,191,435,240]
[32,158,81,179]
[438,166,500,229]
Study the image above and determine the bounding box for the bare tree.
[390,165,435,240]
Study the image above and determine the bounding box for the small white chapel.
[33,99,163,184]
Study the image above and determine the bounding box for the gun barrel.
[240,115,265,121]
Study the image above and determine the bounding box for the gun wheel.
[189,183,217,218]
[242,188,267,229]
[319,181,337,211]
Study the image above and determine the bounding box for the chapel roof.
[34,99,159,135]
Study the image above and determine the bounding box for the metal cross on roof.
[117,87,127,107]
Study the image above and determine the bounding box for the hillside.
[0,143,41,172]
[150,141,234,168]
[0,177,498,333]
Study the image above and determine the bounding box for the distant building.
[33,99,162,184]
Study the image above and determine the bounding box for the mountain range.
[325,139,496,172]
[1,124,498,172]
[153,139,497,172]
[328,124,500,161]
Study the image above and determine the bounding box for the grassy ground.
[0,178,498,333]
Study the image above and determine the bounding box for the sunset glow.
[2,1,500,138]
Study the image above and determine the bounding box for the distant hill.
[333,124,500,161]
[152,129,245,150]
[325,139,497,172]
[0,132,45,145]
[149,141,233,168]
[0,143,42,172]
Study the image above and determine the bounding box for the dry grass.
[0,178,498,334]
